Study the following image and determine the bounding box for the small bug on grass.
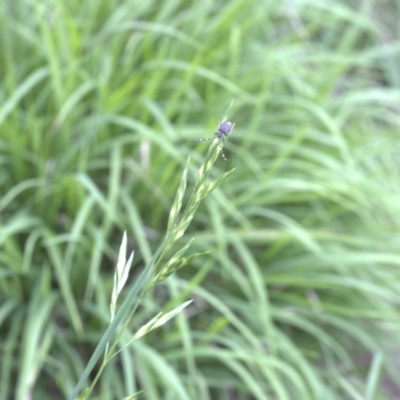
[196,101,235,161]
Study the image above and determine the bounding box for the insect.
[196,102,235,161]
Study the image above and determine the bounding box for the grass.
[1,0,400,399]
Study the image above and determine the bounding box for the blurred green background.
[2,0,400,399]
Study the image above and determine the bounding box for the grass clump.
[1,0,400,399]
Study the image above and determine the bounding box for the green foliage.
[71,135,233,400]
[1,0,400,399]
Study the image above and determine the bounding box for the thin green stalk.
[71,129,235,400]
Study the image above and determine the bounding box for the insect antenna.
[220,148,229,161]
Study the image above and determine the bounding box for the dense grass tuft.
[1,0,400,399]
